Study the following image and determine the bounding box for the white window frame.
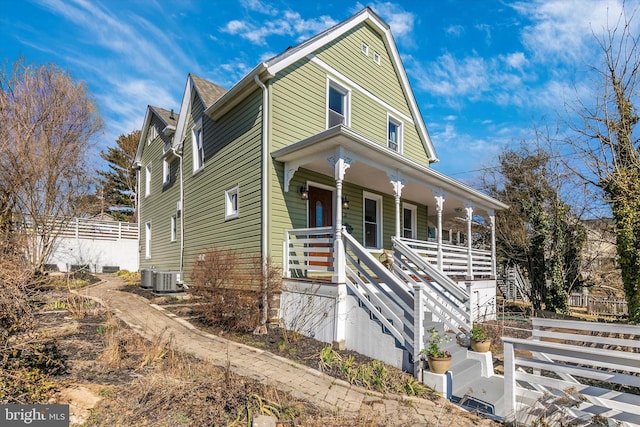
[387,114,403,153]
[170,215,176,242]
[361,42,369,56]
[192,118,204,173]
[145,163,152,197]
[363,191,383,250]
[373,51,381,65]
[225,185,239,220]
[402,203,417,239]
[326,79,350,128]
[163,158,171,185]
[145,222,151,259]
[147,125,157,145]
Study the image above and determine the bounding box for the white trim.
[145,163,152,197]
[326,78,351,128]
[402,202,417,239]
[312,55,414,125]
[363,191,383,250]
[191,118,204,174]
[225,185,239,220]
[387,113,403,153]
[373,51,381,65]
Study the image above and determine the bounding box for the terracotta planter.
[427,355,451,374]
[471,339,491,353]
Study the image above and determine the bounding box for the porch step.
[452,375,505,418]
[449,358,482,394]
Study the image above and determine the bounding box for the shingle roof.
[149,106,179,127]
[190,74,227,109]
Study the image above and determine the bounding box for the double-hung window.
[192,118,204,173]
[327,81,349,128]
[388,116,402,152]
[363,192,382,249]
[163,159,171,185]
[145,222,152,259]
[145,163,152,197]
[225,186,239,220]
[402,203,417,239]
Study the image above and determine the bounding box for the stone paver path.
[80,275,498,426]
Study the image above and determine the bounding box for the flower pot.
[471,339,491,353]
[427,355,451,374]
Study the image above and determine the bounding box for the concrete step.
[453,375,505,417]
[449,358,481,392]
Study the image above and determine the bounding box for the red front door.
[308,186,333,267]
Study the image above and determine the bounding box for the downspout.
[172,147,185,280]
[254,74,269,329]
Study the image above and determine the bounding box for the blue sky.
[1,0,636,181]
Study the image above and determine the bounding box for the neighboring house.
[135,8,506,377]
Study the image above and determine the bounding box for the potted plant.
[421,328,452,374]
[470,325,491,353]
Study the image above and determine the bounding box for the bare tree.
[565,7,640,321]
[0,59,103,272]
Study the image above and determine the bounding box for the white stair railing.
[393,237,471,336]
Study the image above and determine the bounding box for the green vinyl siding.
[269,21,430,166]
[138,113,181,271]
[181,88,263,277]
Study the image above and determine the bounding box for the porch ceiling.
[272,126,508,218]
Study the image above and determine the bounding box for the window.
[363,192,382,249]
[373,52,381,65]
[192,118,204,172]
[145,222,151,259]
[163,159,171,185]
[388,116,402,152]
[145,163,152,197]
[403,203,417,239]
[327,81,349,128]
[147,125,157,145]
[361,42,369,56]
[170,215,176,242]
[225,186,239,220]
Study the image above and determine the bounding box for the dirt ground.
[11,283,499,426]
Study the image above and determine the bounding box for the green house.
[134,7,507,385]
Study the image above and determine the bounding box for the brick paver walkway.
[80,275,498,426]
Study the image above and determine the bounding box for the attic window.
[147,125,158,145]
[373,52,381,65]
[361,42,369,56]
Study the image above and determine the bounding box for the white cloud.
[241,0,279,16]
[361,1,416,40]
[446,25,464,37]
[503,52,527,70]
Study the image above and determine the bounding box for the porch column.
[390,178,405,239]
[465,204,474,280]
[329,149,351,349]
[435,193,444,270]
[489,210,496,278]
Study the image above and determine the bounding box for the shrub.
[189,249,281,333]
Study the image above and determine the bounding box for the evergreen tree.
[97,130,139,222]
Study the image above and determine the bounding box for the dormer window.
[327,80,349,128]
[388,116,402,152]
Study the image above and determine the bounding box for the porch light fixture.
[342,197,350,210]
[299,185,309,200]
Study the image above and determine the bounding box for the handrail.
[342,231,416,354]
[503,321,640,424]
[393,237,471,335]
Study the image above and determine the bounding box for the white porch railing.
[504,318,640,425]
[398,237,492,279]
[283,227,334,278]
